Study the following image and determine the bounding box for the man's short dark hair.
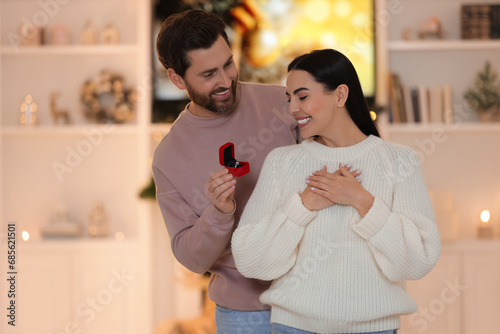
[156,9,230,78]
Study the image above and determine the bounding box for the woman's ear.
[336,84,349,107]
[167,68,186,90]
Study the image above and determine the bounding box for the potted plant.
[464,61,500,122]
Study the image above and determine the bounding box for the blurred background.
[1,0,500,333]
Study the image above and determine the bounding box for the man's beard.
[185,77,238,114]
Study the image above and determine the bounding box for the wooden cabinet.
[1,240,139,334]
[400,241,500,334]
[463,251,500,333]
[400,248,461,334]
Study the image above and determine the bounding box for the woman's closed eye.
[286,96,307,103]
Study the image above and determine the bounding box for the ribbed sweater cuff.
[205,203,235,230]
[283,192,317,227]
[351,197,390,240]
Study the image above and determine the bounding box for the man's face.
[182,35,239,116]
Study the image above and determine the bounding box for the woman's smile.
[295,116,312,128]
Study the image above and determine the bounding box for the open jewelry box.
[219,142,250,177]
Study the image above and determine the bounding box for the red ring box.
[219,142,250,177]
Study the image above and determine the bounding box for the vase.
[478,106,500,122]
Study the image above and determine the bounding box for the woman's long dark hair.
[288,49,380,137]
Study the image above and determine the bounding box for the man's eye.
[204,73,214,78]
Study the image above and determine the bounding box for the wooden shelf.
[18,238,139,250]
[388,40,500,51]
[1,124,139,136]
[386,122,500,134]
[0,44,139,56]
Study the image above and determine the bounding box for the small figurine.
[418,16,443,40]
[19,94,38,126]
[88,203,110,237]
[402,16,443,41]
[101,23,120,44]
[81,20,98,45]
[19,22,43,46]
[50,92,71,125]
[40,202,83,238]
[50,24,71,45]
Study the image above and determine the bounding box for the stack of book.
[388,73,453,124]
[461,4,500,39]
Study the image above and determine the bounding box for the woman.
[232,49,441,334]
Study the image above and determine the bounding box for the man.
[152,9,299,333]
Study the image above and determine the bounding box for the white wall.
[382,121,500,241]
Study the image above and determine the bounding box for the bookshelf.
[0,0,154,333]
[376,0,500,242]
[379,0,500,126]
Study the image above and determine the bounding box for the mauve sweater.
[152,82,299,311]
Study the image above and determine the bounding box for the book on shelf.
[492,5,500,39]
[388,73,454,124]
[461,4,500,39]
[387,73,406,123]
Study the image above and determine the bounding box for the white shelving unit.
[376,0,500,233]
[378,0,500,126]
[0,0,154,333]
[375,2,500,332]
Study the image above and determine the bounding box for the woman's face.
[285,69,338,139]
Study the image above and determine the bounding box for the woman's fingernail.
[356,169,362,174]
[346,164,352,168]
[311,187,316,191]
[306,180,310,184]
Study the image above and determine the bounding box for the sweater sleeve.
[152,164,235,274]
[232,150,317,281]
[351,147,441,282]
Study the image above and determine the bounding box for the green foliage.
[139,177,156,199]
[464,61,500,111]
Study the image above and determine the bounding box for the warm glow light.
[319,32,336,48]
[370,111,377,121]
[480,210,490,224]
[333,1,352,17]
[305,0,330,22]
[351,12,369,28]
[115,232,125,242]
[22,231,30,241]
[153,132,163,142]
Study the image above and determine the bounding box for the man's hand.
[205,168,236,214]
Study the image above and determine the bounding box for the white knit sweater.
[232,135,441,333]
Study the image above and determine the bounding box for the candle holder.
[478,210,493,239]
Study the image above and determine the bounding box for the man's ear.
[167,68,186,90]
[336,84,349,107]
